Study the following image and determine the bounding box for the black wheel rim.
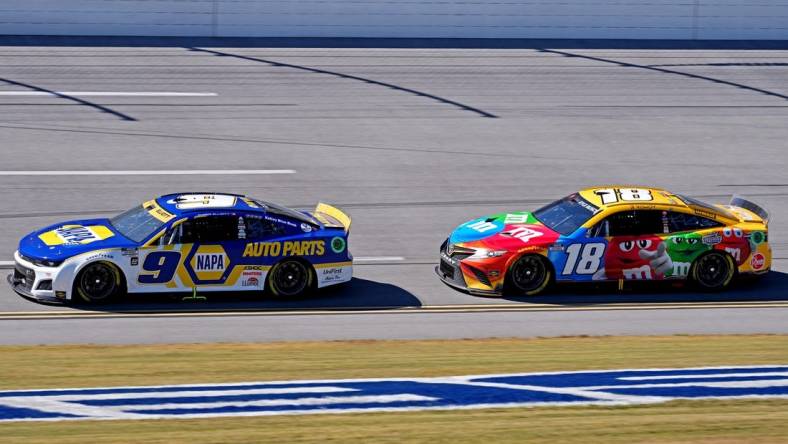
[696,253,729,287]
[273,261,308,296]
[80,263,116,301]
[511,256,546,292]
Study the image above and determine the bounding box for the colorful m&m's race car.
[9,193,352,303]
[438,187,770,296]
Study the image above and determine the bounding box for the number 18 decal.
[562,243,606,275]
[595,188,652,204]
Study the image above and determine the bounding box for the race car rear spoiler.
[313,203,352,233]
[730,195,769,225]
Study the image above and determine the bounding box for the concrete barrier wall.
[0,0,785,39]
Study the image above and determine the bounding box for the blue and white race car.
[8,193,352,303]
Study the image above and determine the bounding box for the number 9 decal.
[138,251,181,284]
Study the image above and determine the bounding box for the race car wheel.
[267,259,313,298]
[691,251,735,291]
[76,262,122,303]
[506,254,552,296]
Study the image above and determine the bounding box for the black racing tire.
[505,254,553,297]
[75,262,123,303]
[266,259,315,298]
[691,251,736,292]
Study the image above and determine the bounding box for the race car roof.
[150,193,318,225]
[577,186,736,220]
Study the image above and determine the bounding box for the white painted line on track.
[354,257,406,262]
[0,261,13,267]
[46,386,356,402]
[0,170,295,176]
[619,372,788,381]
[0,92,217,97]
[117,394,436,411]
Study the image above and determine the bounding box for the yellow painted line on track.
[0,301,787,320]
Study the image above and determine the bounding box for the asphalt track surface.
[0,42,787,344]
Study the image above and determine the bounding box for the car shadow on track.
[64,277,422,313]
[501,271,788,305]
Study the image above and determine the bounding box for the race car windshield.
[109,205,166,243]
[533,193,599,235]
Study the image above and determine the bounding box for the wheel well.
[266,257,317,290]
[691,249,738,276]
[72,261,127,298]
[504,252,555,285]
[690,249,738,287]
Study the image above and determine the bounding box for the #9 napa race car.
[438,186,770,296]
[9,193,352,303]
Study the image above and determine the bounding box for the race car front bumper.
[436,239,500,297]
[7,251,68,303]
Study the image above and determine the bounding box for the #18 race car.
[437,186,770,296]
[9,193,352,303]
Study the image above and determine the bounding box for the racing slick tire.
[74,261,124,303]
[690,251,735,292]
[505,254,553,297]
[266,259,315,298]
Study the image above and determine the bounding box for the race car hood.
[448,212,560,249]
[18,218,137,262]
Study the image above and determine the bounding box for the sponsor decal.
[451,217,505,243]
[243,241,325,258]
[300,223,313,233]
[694,209,717,220]
[670,261,691,277]
[130,257,139,266]
[503,213,530,224]
[467,220,498,233]
[265,215,297,227]
[751,253,765,270]
[143,200,175,223]
[188,245,230,281]
[240,270,263,287]
[504,226,543,243]
[702,233,722,245]
[38,225,115,246]
[750,231,766,245]
[623,264,652,280]
[195,253,225,271]
[320,267,348,283]
[2,366,786,422]
[238,217,246,240]
[121,248,138,257]
[330,237,346,254]
[84,253,112,261]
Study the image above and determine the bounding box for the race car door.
[137,214,245,292]
[596,210,670,280]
